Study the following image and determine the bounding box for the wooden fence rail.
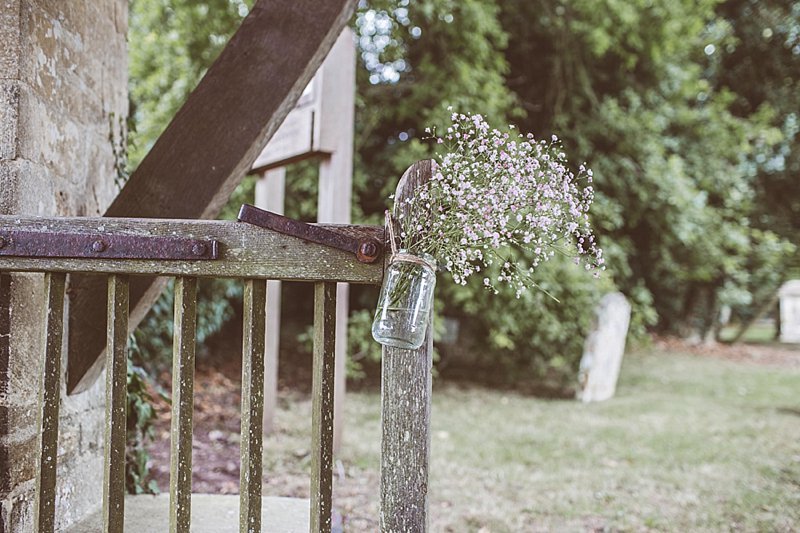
[240,279,267,532]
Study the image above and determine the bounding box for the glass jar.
[371,250,437,349]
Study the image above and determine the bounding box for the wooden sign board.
[251,81,319,170]
[251,29,353,171]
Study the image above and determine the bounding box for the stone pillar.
[0,1,128,531]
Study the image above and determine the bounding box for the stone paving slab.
[66,493,309,532]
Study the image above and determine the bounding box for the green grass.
[264,350,800,532]
[719,322,777,344]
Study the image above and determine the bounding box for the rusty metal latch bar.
[0,230,219,260]
[237,204,382,264]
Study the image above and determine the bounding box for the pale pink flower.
[394,112,603,294]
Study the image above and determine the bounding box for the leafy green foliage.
[353,0,627,388]
[126,0,799,412]
[130,278,241,369]
[713,0,800,283]
[499,0,796,338]
[438,255,614,387]
[125,358,166,494]
[298,309,383,381]
[299,307,444,381]
[123,277,240,494]
[128,0,253,167]
[342,309,383,380]
[353,0,517,221]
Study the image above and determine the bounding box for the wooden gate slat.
[240,279,267,533]
[310,282,337,533]
[33,272,66,533]
[170,277,197,533]
[103,275,129,533]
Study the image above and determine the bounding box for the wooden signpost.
[253,28,355,452]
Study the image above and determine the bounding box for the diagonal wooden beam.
[66,0,358,393]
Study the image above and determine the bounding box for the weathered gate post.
[380,160,433,532]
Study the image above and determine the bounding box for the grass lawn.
[260,348,800,532]
[719,322,778,344]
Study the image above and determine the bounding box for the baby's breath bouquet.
[372,110,604,349]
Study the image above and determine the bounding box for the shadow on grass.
[435,364,576,399]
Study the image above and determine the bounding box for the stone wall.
[0,1,128,531]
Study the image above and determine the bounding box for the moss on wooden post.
[380,160,434,532]
[170,277,198,533]
[0,216,383,284]
[33,272,66,533]
[240,279,267,533]
[102,275,129,533]
[311,282,337,532]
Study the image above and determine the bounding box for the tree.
[128,0,253,167]
[349,0,613,379]
[713,0,800,323]
[352,0,516,221]
[128,0,797,380]
[500,0,795,340]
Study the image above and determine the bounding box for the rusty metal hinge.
[0,230,219,260]
[237,204,382,264]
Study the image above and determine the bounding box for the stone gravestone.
[779,280,800,343]
[576,292,631,402]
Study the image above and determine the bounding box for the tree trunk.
[730,290,780,345]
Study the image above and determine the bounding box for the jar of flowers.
[372,110,604,349]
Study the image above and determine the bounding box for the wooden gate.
[0,162,433,532]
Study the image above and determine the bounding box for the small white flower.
[394,111,602,292]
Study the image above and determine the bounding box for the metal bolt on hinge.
[191,242,207,256]
[357,241,379,263]
[91,240,107,253]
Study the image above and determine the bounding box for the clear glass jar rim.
[391,249,437,270]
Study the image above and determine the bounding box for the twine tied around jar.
[385,210,436,270]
